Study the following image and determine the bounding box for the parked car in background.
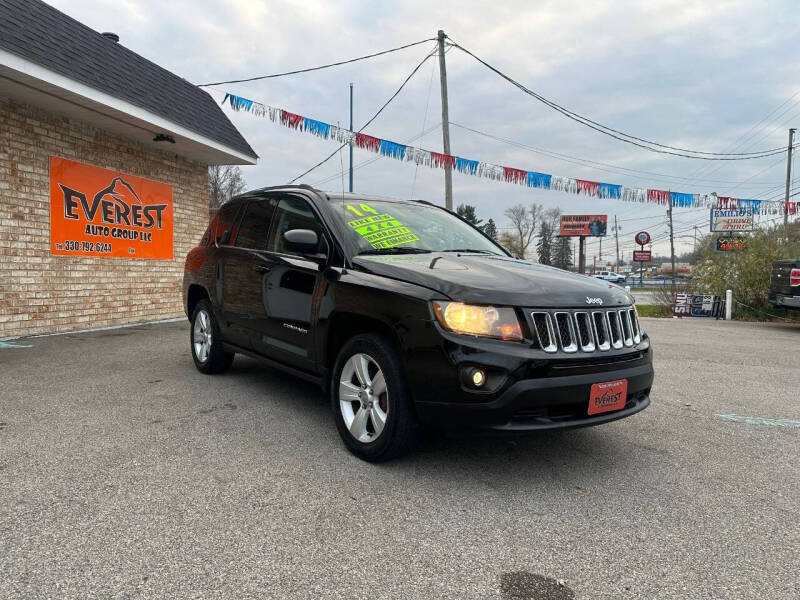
[183,186,653,461]
[593,271,626,284]
[767,259,800,310]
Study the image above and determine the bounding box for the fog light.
[471,368,486,387]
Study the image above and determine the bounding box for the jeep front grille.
[531,307,641,353]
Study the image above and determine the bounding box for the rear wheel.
[331,334,419,462]
[190,299,234,374]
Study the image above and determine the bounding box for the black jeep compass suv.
[183,185,654,461]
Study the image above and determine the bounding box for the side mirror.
[284,229,324,258]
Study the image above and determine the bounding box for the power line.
[447,37,794,160]
[451,122,790,187]
[312,123,442,187]
[197,38,437,86]
[288,45,438,183]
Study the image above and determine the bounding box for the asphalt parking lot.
[1,318,798,599]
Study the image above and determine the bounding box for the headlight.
[433,301,523,342]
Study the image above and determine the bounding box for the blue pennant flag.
[379,139,407,160]
[303,118,330,139]
[598,183,622,199]
[526,171,552,189]
[223,93,254,112]
[455,157,479,175]
[670,192,694,207]
[739,199,761,212]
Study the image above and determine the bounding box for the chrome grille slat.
[530,307,641,354]
[592,311,611,351]
[554,312,577,353]
[573,312,595,352]
[629,308,641,344]
[619,309,633,346]
[531,312,558,353]
[607,311,623,349]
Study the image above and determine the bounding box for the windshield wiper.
[357,247,432,255]
[440,249,499,255]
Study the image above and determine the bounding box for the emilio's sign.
[49,156,174,259]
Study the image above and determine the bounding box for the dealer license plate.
[588,379,628,415]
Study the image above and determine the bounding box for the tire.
[331,334,419,462]
[190,299,234,374]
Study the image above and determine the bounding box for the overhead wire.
[446,37,795,160]
[197,38,437,86]
[450,122,789,187]
[288,44,438,183]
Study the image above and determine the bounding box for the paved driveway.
[1,318,798,599]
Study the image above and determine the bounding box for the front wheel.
[331,334,419,462]
[190,299,234,374]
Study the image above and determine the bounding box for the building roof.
[0,0,257,161]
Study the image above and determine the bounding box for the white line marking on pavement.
[715,414,800,428]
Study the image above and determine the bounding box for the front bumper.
[405,324,654,432]
[415,361,652,431]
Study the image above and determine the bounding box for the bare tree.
[504,203,542,259]
[208,165,246,209]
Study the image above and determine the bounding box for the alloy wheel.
[193,309,212,363]
[339,353,389,443]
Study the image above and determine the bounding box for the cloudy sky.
[50,0,800,262]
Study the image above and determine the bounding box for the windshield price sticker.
[346,204,420,249]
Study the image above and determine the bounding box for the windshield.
[329,199,505,256]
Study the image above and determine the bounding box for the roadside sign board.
[49,156,174,259]
[635,231,651,246]
[559,214,607,237]
[633,249,652,262]
[673,293,725,318]
[715,235,747,251]
[710,208,754,232]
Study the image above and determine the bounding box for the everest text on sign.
[49,157,174,259]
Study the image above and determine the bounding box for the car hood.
[354,253,634,308]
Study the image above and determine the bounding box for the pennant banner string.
[220,93,794,215]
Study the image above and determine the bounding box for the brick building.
[0,0,257,339]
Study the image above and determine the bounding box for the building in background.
[0,0,257,339]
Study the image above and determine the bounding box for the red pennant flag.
[503,167,527,184]
[647,189,670,205]
[280,110,304,130]
[354,133,381,152]
[716,196,739,209]
[576,179,599,196]
[430,152,456,169]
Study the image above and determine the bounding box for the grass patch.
[635,304,671,318]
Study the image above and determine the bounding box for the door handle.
[254,265,272,274]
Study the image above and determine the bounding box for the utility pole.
[598,236,602,267]
[348,83,354,193]
[614,215,621,270]
[667,199,676,288]
[437,30,453,210]
[694,226,699,254]
[578,236,586,274]
[784,128,795,230]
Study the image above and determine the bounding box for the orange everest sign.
[49,156,174,259]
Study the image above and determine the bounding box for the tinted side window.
[207,202,241,246]
[267,196,324,255]
[234,200,275,250]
